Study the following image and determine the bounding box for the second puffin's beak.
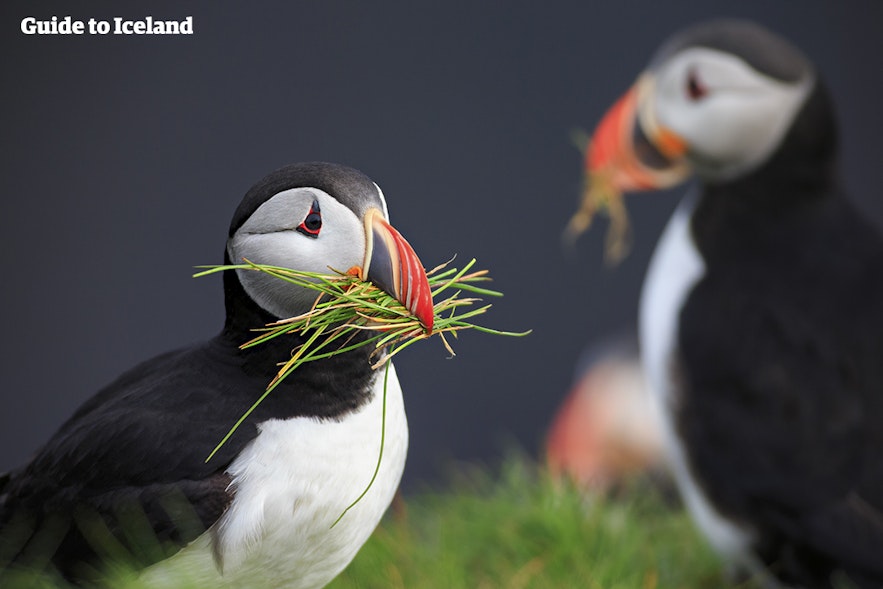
[565,72,694,261]
[360,208,434,334]
[586,72,691,192]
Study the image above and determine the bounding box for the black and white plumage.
[580,20,883,588]
[0,162,432,588]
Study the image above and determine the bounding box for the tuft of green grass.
[192,257,530,526]
[194,258,530,464]
[328,458,751,589]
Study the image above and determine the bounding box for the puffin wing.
[0,343,260,580]
[678,273,883,582]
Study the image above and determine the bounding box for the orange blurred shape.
[546,351,665,490]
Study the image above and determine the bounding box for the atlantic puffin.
[574,20,883,588]
[0,162,432,588]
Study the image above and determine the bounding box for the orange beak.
[586,73,690,192]
[361,208,434,334]
[565,73,692,262]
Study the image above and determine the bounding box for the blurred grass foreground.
[330,459,735,589]
[3,458,747,588]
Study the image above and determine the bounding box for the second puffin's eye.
[686,68,708,101]
[296,199,322,238]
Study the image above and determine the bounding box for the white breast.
[140,363,409,589]
[639,193,755,565]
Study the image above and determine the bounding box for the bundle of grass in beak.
[564,160,633,266]
[195,258,527,521]
[564,119,638,266]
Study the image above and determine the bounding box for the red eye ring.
[296,199,322,238]
[686,68,708,101]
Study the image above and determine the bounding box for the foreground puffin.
[0,162,432,587]
[574,20,883,588]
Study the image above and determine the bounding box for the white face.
[644,47,813,181]
[227,187,367,318]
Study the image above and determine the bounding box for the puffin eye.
[296,199,322,238]
[686,68,708,101]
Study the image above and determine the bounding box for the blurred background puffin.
[567,19,883,589]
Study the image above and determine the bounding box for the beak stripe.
[364,209,434,334]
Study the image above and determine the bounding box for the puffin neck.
[703,79,840,207]
[689,81,842,264]
[221,263,277,338]
[218,255,378,420]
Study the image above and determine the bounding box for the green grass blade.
[330,355,392,529]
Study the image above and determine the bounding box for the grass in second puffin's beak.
[563,130,632,265]
[193,258,529,524]
[564,171,632,265]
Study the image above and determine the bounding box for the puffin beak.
[586,72,691,192]
[359,208,434,334]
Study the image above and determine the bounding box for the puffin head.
[585,19,834,190]
[224,162,433,333]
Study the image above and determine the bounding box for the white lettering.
[20,16,85,35]
[22,15,193,36]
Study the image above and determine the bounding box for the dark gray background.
[2,1,881,490]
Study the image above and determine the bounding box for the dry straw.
[563,129,632,264]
